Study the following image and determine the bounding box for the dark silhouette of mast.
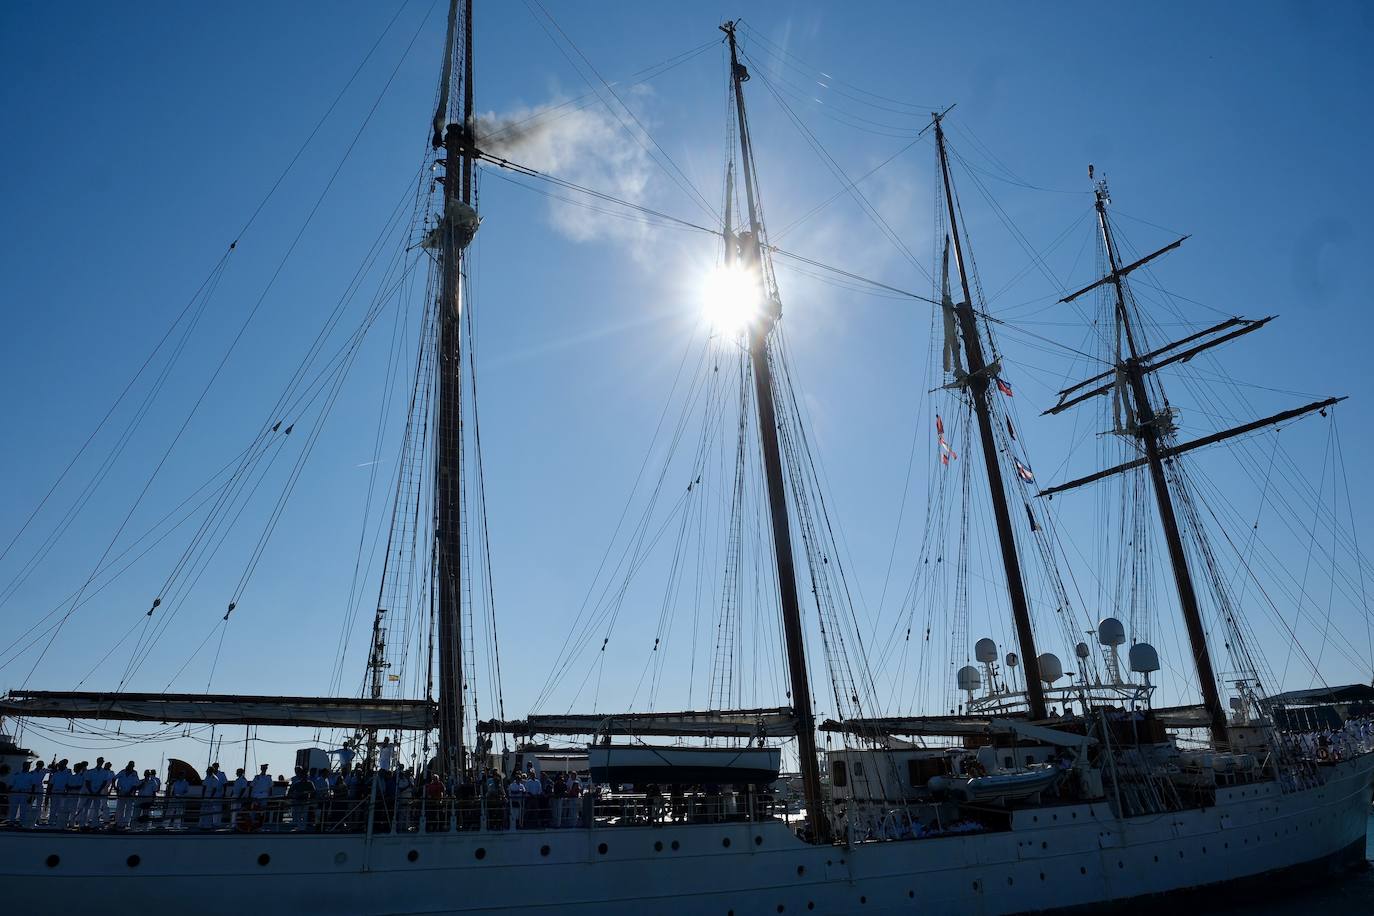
[722,21,831,843]
[1091,185,1229,746]
[434,0,476,777]
[933,116,1047,721]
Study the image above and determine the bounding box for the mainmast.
[433,0,478,776]
[933,116,1047,721]
[1091,185,1228,746]
[722,22,830,844]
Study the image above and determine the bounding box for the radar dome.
[1037,652,1064,685]
[957,665,982,693]
[1005,652,1019,668]
[1097,617,1126,647]
[1075,641,1090,660]
[974,638,998,664]
[1128,642,1160,674]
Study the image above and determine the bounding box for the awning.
[0,690,436,730]
[821,715,1096,747]
[1264,684,1374,707]
[481,706,797,739]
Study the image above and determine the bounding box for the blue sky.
[2,1,1372,769]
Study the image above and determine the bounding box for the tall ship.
[2,3,1370,913]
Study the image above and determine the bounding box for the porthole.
[1039,873,1046,881]
[597,842,608,855]
[755,835,764,846]
[671,840,680,851]
[808,904,815,911]
[45,854,59,868]
[407,849,419,862]
[540,845,550,857]
[797,865,806,876]
[475,848,487,861]
[333,851,347,865]
[1041,841,1048,850]
[655,841,664,853]
[257,853,271,867]
[723,837,732,848]
[777,906,785,914]
[126,854,140,868]
[1008,877,1014,886]
[1118,861,1124,869]
[1153,855,1159,863]
[859,897,867,905]
[1080,867,1087,875]
[908,890,914,898]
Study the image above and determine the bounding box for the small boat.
[588,744,781,785]
[929,765,1064,804]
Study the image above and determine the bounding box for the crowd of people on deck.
[0,737,774,834]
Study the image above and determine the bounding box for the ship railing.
[4,789,786,835]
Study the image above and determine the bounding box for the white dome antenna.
[1037,653,1063,686]
[1128,642,1160,694]
[1098,617,1126,684]
[957,665,982,708]
[974,638,999,695]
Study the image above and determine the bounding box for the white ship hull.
[3,755,1370,915]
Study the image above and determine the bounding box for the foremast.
[722,22,831,844]
[932,116,1047,721]
[433,0,477,777]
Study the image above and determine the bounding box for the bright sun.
[701,262,760,335]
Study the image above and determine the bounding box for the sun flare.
[701,262,760,336]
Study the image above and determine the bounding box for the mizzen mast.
[1089,183,1227,745]
[722,21,830,844]
[933,115,1047,721]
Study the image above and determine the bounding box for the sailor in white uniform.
[62,762,87,828]
[113,762,141,829]
[25,759,48,827]
[229,768,250,824]
[83,760,114,828]
[378,737,398,773]
[137,769,161,829]
[6,762,31,824]
[200,762,226,828]
[168,774,190,828]
[250,763,272,821]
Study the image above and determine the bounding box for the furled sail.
[482,706,796,739]
[0,690,436,730]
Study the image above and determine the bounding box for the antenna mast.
[722,21,831,844]
[933,115,1047,721]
